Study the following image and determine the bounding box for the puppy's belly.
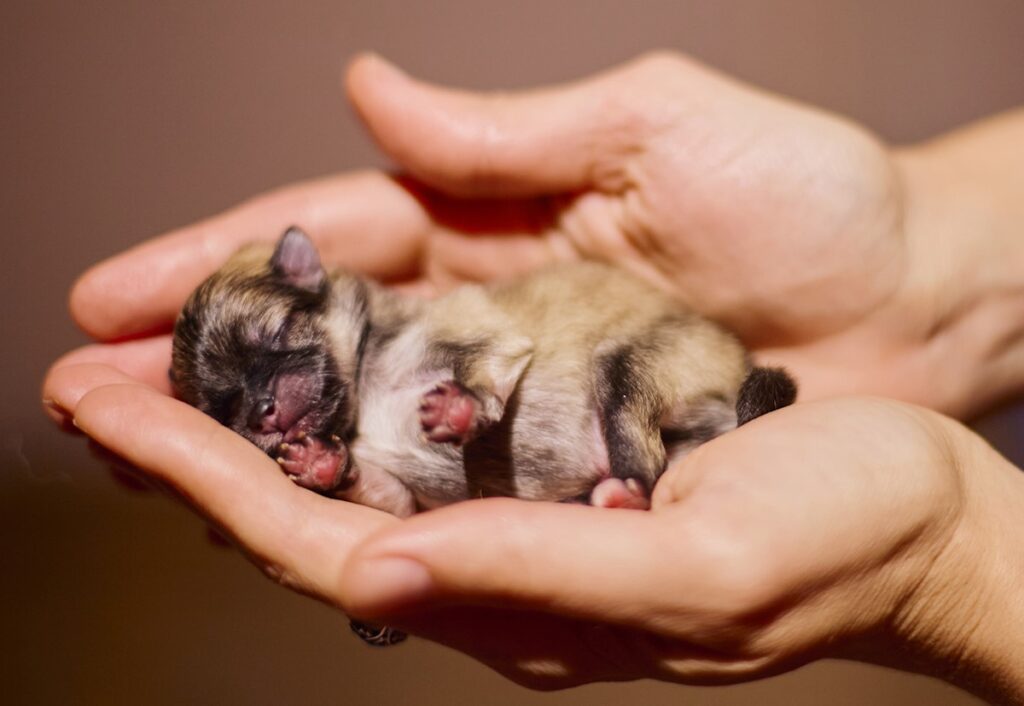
[351,379,466,504]
[351,384,612,509]
[498,408,611,502]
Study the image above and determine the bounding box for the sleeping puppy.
[172,227,795,515]
[171,227,796,645]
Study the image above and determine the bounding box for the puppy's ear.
[270,227,325,291]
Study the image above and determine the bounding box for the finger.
[86,437,158,493]
[341,498,722,633]
[43,362,172,489]
[71,379,396,600]
[375,605,650,689]
[379,604,764,688]
[71,171,430,341]
[43,361,156,425]
[423,231,573,287]
[345,53,659,197]
[48,337,174,396]
[394,178,575,285]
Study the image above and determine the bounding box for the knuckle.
[259,559,288,584]
[258,558,307,594]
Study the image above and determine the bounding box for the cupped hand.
[63,51,968,412]
[338,397,1019,697]
[43,363,399,599]
[43,365,1023,700]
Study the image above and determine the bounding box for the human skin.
[43,368,1024,703]
[62,53,1024,417]
[45,53,1024,700]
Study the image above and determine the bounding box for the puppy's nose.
[248,397,276,431]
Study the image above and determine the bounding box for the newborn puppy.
[172,227,796,515]
[171,227,796,647]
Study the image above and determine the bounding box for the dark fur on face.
[171,229,364,480]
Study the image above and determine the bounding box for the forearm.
[893,109,1024,417]
[898,421,1024,704]
[954,442,1024,705]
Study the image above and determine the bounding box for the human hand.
[43,363,400,597]
[336,397,1024,702]
[44,366,1024,703]
[62,52,1024,417]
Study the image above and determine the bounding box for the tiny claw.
[330,434,341,444]
[279,443,290,452]
[296,431,307,441]
[276,457,286,465]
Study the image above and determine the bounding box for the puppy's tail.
[736,366,797,426]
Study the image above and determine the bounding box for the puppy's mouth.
[242,404,352,492]
[237,370,352,493]
[246,372,321,436]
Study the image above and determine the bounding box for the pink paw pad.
[276,432,349,492]
[590,477,651,510]
[419,381,480,445]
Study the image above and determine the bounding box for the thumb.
[344,53,661,197]
[340,497,717,631]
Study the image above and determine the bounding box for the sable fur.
[171,228,797,517]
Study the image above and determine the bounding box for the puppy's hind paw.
[419,381,481,445]
[589,477,651,510]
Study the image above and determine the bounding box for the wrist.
[896,422,1024,704]
[891,111,1024,417]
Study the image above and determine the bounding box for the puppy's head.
[171,227,368,490]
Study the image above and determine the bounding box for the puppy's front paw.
[275,432,351,492]
[419,381,482,445]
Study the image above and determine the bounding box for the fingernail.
[352,557,434,612]
[42,397,74,428]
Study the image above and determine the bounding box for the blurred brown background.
[3,1,1023,704]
